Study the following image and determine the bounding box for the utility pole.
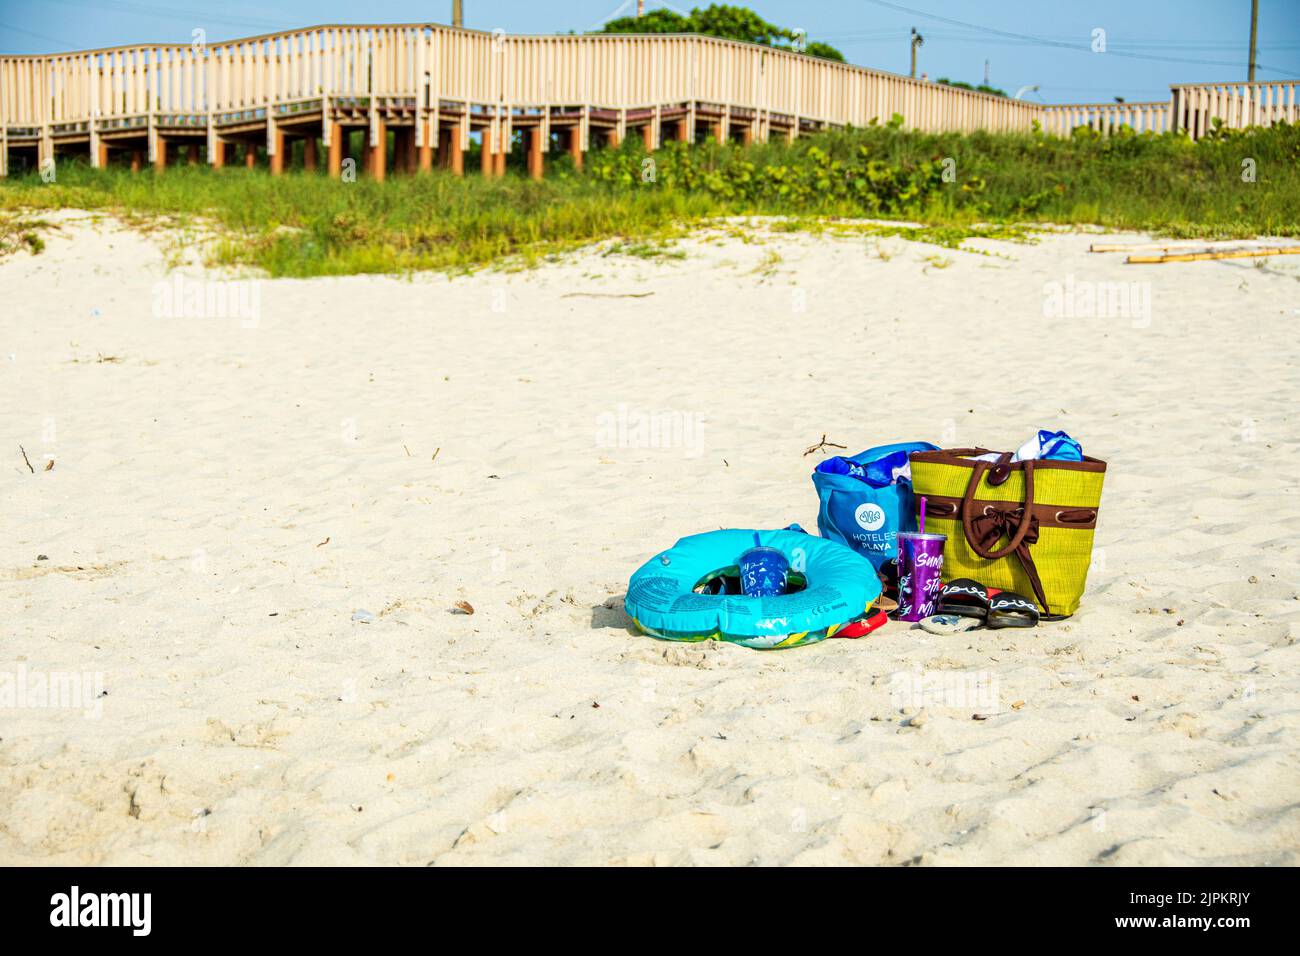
[1247,0,1258,82]
[910,28,923,79]
[453,0,463,29]
[984,59,989,86]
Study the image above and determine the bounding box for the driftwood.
[560,292,655,299]
[1089,240,1211,253]
[1127,246,1300,264]
[803,434,847,457]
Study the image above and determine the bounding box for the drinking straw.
[919,496,927,534]
[754,532,762,548]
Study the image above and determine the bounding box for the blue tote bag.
[812,441,938,571]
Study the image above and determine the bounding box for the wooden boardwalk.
[2,23,1297,179]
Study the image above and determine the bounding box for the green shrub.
[2,120,1295,275]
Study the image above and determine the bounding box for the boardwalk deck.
[2,23,1296,179]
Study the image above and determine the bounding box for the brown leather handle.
[960,459,1037,559]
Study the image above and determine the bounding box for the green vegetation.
[2,120,1296,275]
[590,119,1300,234]
[936,78,1009,98]
[596,4,845,62]
[0,213,51,256]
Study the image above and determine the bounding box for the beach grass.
[2,120,1296,275]
[0,212,52,257]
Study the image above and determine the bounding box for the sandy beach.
[2,213,1298,866]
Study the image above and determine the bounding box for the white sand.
[2,213,1298,865]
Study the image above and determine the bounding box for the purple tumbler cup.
[895,532,946,621]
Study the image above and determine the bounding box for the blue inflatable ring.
[625,529,882,650]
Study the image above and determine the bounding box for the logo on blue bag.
[854,502,886,532]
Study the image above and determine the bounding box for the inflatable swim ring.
[625,529,882,650]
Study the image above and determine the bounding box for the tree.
[596,4,845,62]
[598,10,691,35]
[935,77,1008,98]
[805,42,845,63]
[690,4,788,47]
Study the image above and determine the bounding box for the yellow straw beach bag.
[909,448,1107,618]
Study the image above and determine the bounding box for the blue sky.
[2,0,1297,104]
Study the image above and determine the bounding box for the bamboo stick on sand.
[1127,247,1300,264]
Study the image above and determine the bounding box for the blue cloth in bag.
[812,441,939,571]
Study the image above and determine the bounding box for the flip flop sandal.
[919,614,984,636]
[831,609,890,639]
[986,592,1041,629]
[938,578,991,620]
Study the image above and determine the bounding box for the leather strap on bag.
[960,458,1036,559]
[957,457,1051,614]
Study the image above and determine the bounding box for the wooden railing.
[0,25,1043,138]
[1040,101,1173,137]
[3,23,1298,177]
[1171,81,1299,140]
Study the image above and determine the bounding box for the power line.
[0,20,79,51]
[819,25,1297,51]
[859,0,1300,78]
[41,0,287,32]
[824,30,1299,53]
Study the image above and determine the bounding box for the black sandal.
[987,592,1041,629]
[938,579,990,620]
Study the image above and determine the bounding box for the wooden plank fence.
[1,23,1296,179]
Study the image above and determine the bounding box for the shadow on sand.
[591,596,634,632]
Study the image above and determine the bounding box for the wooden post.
[212,140,225,169]
[327,125,342,177]
[304,136,317,172]
[447,121,463,175]
[677,118,691,142]
[606,127,621,148]
[527,126,544,180]
[712,120,724,144]
[481,127,494,177]
[154,136,167,172]
[97,141,110,168]
[403,126,417,173]
[270,130,285,175]
[371,119,386,181]
[418,121,432,172]
[131,149,144,172]
[391,127,407,173]
[740,126,753,147]
[494,128,507,176]
[641,123,654,151]
[245,142,257,168]
[568,127,583,170]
